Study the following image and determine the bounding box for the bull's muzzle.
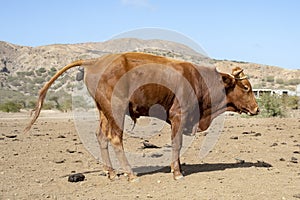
[248,107,259,116]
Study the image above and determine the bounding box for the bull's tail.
[24,60,86,133]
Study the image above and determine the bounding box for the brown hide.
[25,52,259,180]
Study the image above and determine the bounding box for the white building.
[253,88,297,98]
[297,84,300,96]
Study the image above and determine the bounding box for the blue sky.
[0,0,299,69]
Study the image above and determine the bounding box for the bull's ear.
[221,73,235,88]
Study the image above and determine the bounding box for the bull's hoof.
[107,170,118,181]
[173,171,184,180]
[124,173,139,182]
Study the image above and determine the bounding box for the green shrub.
[48,67,57,76]
[266,76,275,83]
[11,80,22,87]
[276,78,284,84]
[42,102,55,110]
[25,71,34,76]
[286,79,300,85]
[16,71,25,77]
[38,67,47,74]
[7,76,18,82]
[258,94,299,117]
[283,95,299,110]
[258,94,284,117]
[60,99,72,112]
[27,100,37,109]
[34,77,45,84]
[35,68,47,76]
[0,101,23,112]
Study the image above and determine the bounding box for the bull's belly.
[128,101,169,122]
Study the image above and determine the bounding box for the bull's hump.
[123,52,184,65]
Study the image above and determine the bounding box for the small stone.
[99,171,107,176]
[270,143,278,147]
[235,158,245,164]
[68,173,85,182]
[291,157,298,161]
[54,159,66,164]
[279,158,285,161]
[66,149,76,153]
[242,131,251,135]
[5,134,17,138]
[293,194,300,199]
[230,136,238,140]
[290,157,298,163]
[150,153,163,158]
[33,133,44,137]
[254,133,262,137]
[143,141,161,149]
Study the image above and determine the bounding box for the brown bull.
[25,52,259,181]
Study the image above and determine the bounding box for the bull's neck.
[199,98,227,131]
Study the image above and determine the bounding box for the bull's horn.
[232,68,244,77]
[216,67,235,78]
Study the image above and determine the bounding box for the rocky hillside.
[0,38,299,99]
[0,38,205,72]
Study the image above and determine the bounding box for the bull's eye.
[243,85,249,91]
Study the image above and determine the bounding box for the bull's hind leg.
[169,112,185,180]
[170,121,184,180]
[97,112,117,180]
[109,126,138,182]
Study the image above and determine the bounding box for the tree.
[49,96,60,109]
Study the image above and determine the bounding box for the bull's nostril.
[256,107,260,113]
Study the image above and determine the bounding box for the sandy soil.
[1,111,299,200]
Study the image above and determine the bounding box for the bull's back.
[84,52,191,95]
[84,53,202,115]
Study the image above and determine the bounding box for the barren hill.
[0,38,299,98]
[0,38,204,72]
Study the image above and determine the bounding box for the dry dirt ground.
[0,111,299,200]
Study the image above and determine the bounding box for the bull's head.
[221,67,259,115]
